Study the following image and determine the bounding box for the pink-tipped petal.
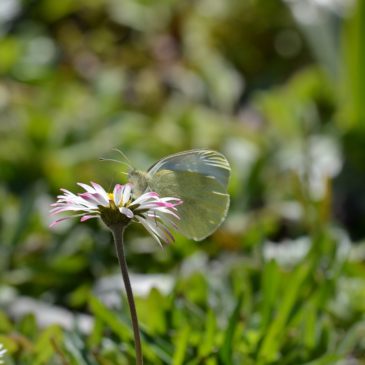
[79,192,107,207]
[80,215,98,222]
[49,217,71,227]
[113,184,123,206]
[90,182,109,202]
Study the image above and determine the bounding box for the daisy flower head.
[50,182,182,246]
[0,343,6,364]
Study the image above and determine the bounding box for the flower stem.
[111,225,143,365]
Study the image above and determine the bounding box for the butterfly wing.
[148,149,230,188]
[148,170,229,241]
[147,150,230,241]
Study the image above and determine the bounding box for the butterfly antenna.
[112,148,133,169]
[99,157,131,170]
[99,158,131,180]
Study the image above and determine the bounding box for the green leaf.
[198,309,217,358]
[172,325,190,365]
[258,261,312,362]
[218,294,243,365]
[88,317,104,348]
[0,310,12,332]
[63,331,101,365]
[337,320,365,354]
[33,325,63,365]
[18,313,37,340]
[89,296,132,342]
[302,353,342,365]
[342,0,365,129]
[136,288,166,334]
[302,303,317,350]
[260,259,280,331]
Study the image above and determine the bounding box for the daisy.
[50,181,183,365]
[50,182,182,246]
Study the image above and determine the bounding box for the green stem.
[111,225,143,365]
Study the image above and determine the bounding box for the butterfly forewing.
[148,149,230,188]
[148,170,230,241]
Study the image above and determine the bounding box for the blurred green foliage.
[1,0,365,364]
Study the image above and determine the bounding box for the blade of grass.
[198,309,217,358]
[260,259,280,331]
[172,325,190,365]
[218,294,243,365]
[89,296,132,342]
[302,353,342,365]
[33,325,63,365]
[342,0,365,129]
[258,261,313,362]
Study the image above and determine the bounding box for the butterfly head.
[128,169,150,197]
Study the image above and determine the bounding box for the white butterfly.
[128,149,230,241]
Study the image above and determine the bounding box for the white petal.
[77,183,95,193]
[121,183,132,205]
[137,216,174,245]
[130,192,159,206]
[120,207,134,219]
[136,216,163,247]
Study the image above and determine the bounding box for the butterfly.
[127,149,231,241]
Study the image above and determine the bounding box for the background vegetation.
[1,0,365,363]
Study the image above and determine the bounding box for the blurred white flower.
[0,343,7,364]
[278,135,342,200]
[0,0,20,23]
[263,237,311,266]
[285,0,354,22]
